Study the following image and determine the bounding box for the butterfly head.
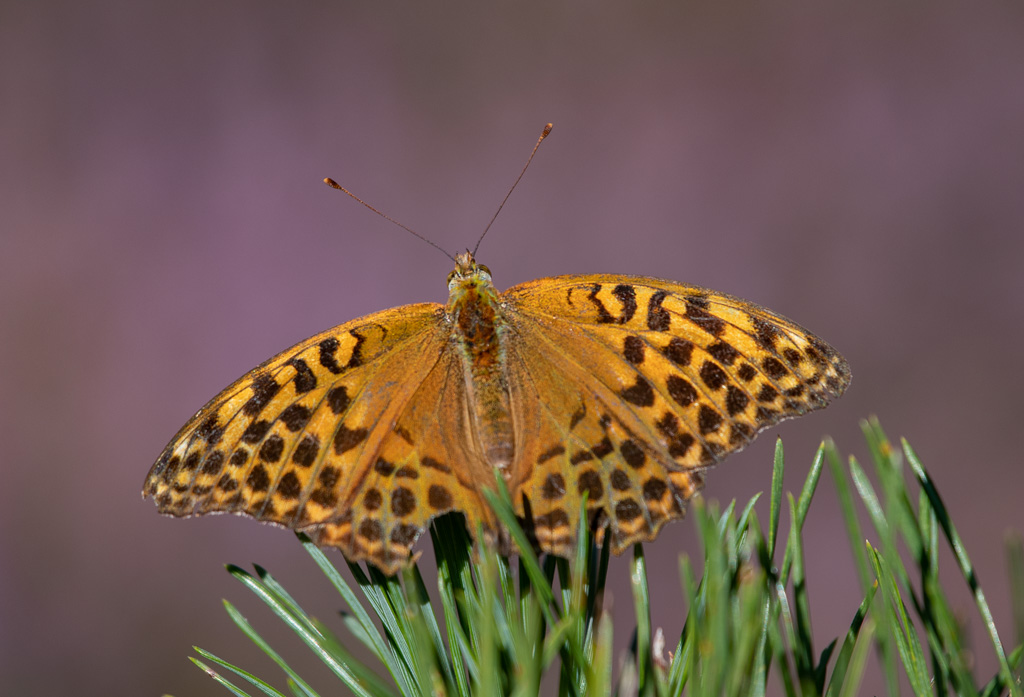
[448,251,493,290]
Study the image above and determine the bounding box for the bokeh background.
[2,1,1023,694]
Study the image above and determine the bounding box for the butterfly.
[144,249,850,574]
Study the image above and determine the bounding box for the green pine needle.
[172,420,1023,697]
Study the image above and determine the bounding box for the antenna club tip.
[324,177,341,189]
[542,123,553,137]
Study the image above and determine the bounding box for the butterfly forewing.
[503,330,706,555]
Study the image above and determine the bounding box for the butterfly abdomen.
[447,271,516,475]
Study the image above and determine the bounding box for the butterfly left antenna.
[472,122,553,257]
[324,178,455,262]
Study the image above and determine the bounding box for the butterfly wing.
[144,302,492,574]
[501,274,850,555]
[145,270,850,570]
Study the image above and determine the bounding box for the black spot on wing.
[292,434,319,467]
[278,472,302,500]
[421,456,451,474]
[428,484,453,510]
[687,294,710,310]
[752,317,780,349]
[318,466,340,489]
[699,361,727,390]
[612,285,637,323]
[577,470,604,500]
[646,290,670,331]
[588,283,637,324]
[762,357,789,379]
[240,420,271,444]
[538,444,566,464]
[259,434,285,462]
[319,337,343,374]
[196,415,223,446]
[698,405,722,434]
[247,465,270,492]
[358,519,382,541]
[707,341,740,366]
[620,439,646,469]
[685,301,725,336]
[569,404,587,431]
[242,374,281,416]
[280,404,312,432]
[667,375,697,407]
[391,523,419,546]
[725,386,750,415]
[182,451,200,472]
[391,487,416,516]
[333,424,368,454]
[623,335,645,364]
[663,338,693,367]
[621,375,655,407]
[285,358,318,393]
[592,437,614,459]
[543,473,567,500]
[326,386,351,415]
[611,469,631,491]
[200,451,224,476]
[615,498,642,522]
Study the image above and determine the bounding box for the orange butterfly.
[144,127,849,574]
[144,249,848,573]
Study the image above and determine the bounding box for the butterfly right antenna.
[472,122,553,258]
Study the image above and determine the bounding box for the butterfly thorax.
[446,252,516,477]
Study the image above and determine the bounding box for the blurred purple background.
[2,2,1023,694]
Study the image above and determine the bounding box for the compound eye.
[478,264,491,276]
[446,270,457,284]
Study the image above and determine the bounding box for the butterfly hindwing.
[307,335,499,570]
[505,331,705,555]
